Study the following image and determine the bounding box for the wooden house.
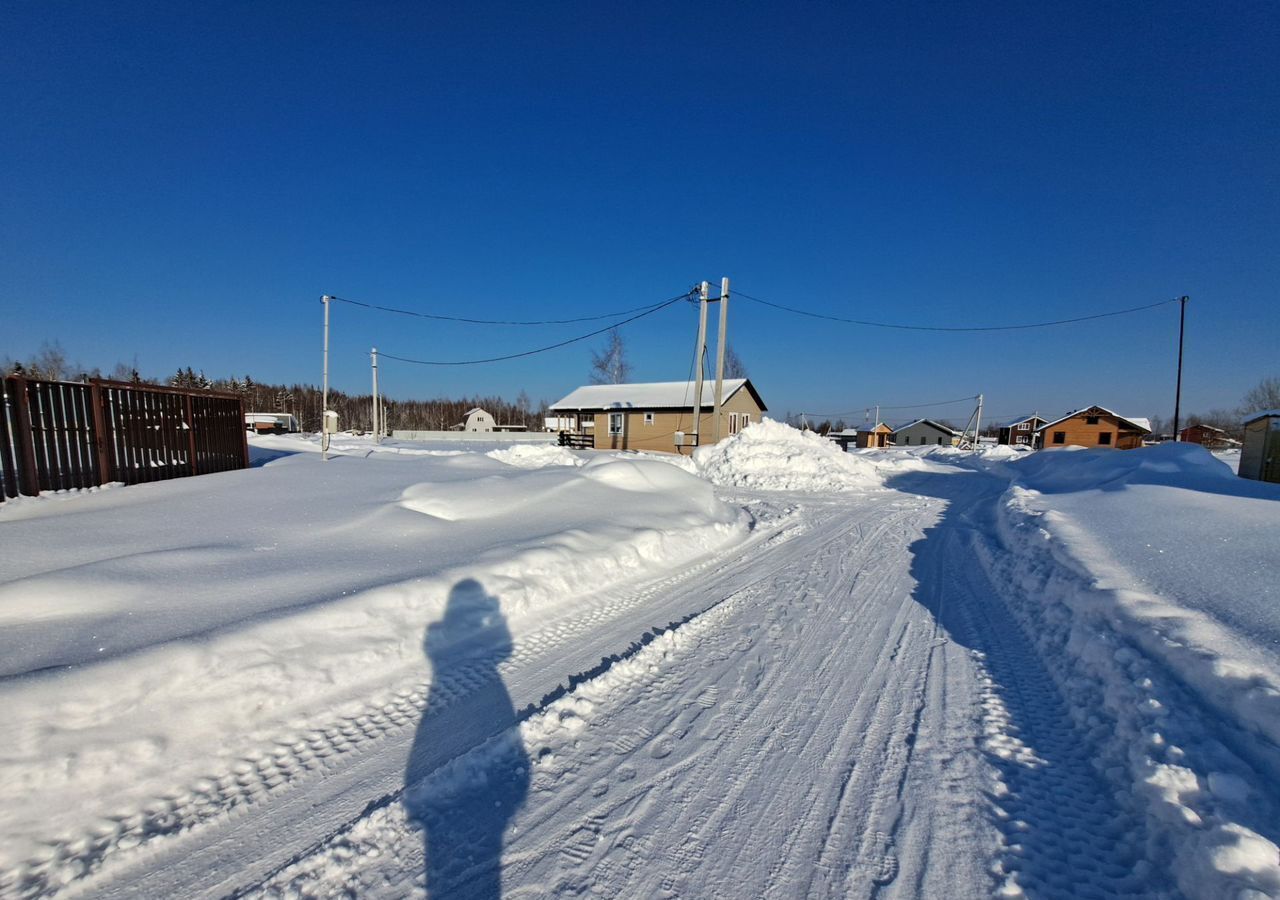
[1240,410,1280,483]
[452,408,495,432]
[996,414,1047,447]
[892,419,959,447]
[548,379,767,454]
[1037,406,1151,450]
[828,422,892,450]
[1179,423,1231,448]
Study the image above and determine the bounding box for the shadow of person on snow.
[404,579,530,899]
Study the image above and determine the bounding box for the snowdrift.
[986,442,1280,897]
[692,419,882,492]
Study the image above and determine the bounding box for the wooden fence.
[0,377,249,502]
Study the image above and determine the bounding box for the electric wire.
[734,290,1182,332]
[326,293,682,326]
[802,394,979,419]
[379,291,694,366]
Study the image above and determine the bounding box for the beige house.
[892,419,959,447]
[1240,410,1280,483]
[548,379,767,454]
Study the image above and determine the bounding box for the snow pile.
[984,442,1280,897]
[0,448,748,884]
[485,443,584,469]
[692,419,882,492]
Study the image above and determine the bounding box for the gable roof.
[463,408,488,416]
[994,414,1045,428]
[854,422,890,433]
[1036,406,1152,434]
[549,379,765,412]
[1244,409,1280,425]
[1183,423,1226,434]
[891,418,957,436]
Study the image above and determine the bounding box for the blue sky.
[3,1,1276,425]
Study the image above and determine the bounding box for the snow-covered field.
[1,426,1277,899]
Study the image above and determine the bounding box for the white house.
[452,408,495,432]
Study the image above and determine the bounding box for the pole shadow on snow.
[404,579,530,899]
[885,470,1158,899]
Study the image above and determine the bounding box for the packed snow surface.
[692,418,883,491]
[1,435,1278,899]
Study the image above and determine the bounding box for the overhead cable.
[327,294,680,326]
[802,394,979,419]
[734,290,1182,332]
[379,291,694,366]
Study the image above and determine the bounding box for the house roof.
[993,414,1045,428]
[1182,423,1226,434]
[853,422,890,433]
[1243,409,1280,425]
[463,408,488,416]
[549,379,765,412]
[891,418,957,436]
[1036,406,1152,434]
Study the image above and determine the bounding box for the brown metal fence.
[0,377,249,502]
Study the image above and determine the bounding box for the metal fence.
[0,376,249,502]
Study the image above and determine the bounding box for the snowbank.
[692,419,882,492]
[485,443,584,469]
[0,448,748,878]
[984,442,1280,897]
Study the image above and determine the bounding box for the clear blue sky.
[3,1,1276,425]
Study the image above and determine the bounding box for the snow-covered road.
[4,435,1278,899]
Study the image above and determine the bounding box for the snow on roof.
[1243,409,1280,424]
[856,422,890,432]
[1184,424,1227,433]
[549,379,757,411]
[891,418,957,435]
[463,408,488,416]
[1036,406,1152,434]
[993,414,1044,428]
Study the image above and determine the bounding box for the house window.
[937,436,944,445]
[1086,415,1100,425]
[1053,431,1066,444]
[644,412,655,426]
[1018,422,1030,431]
[1098,432,1112,445]
[741,413,750,428]
[609,413,623,435]
[729,413,738,434]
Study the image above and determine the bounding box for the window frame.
[609,412,624,436]
[1053,431,1066,444]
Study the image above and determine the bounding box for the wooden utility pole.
[713,277,730,441]
[1172,296,1188,441]
[691,281,710,448]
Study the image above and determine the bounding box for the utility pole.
[371,347,380,444]
[713,277,730,441]
[321,295,331,460]
[974,393,984,450]
[1173,296,1188,441]
[691,281,709,448]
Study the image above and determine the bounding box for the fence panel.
[0,377,248,502]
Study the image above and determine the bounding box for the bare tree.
[1242,376,1280,414]
[589,328,631,385]
[723,343,748,379]
[30,341,69,380]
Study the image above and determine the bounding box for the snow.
[2,431,1278,899]
[549,379,752,410]
[692,418,883,491]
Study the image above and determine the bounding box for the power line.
[327,293,686,326]
[803,394,979,419]
[379,291,695,366]
[734,290,1182,332]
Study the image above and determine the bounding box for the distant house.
[830,422,892,450]
[548,379,767,454]
[892,419,959,447]
[245,412,300,434]
[1037,406,1151,450]
[1239,410,1280,483]
[996,414,1047,447]
[1179,423,1232,448]
[452,408,495,432]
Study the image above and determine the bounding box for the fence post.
[89,380,112,486]
[185,393,199,476]
[238,396,250,470]
[9,376,41,496]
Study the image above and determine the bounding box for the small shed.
[829,422,892,450]
[1239,410,1280,483]
[245,412,300,434]
[892,419,959,447]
